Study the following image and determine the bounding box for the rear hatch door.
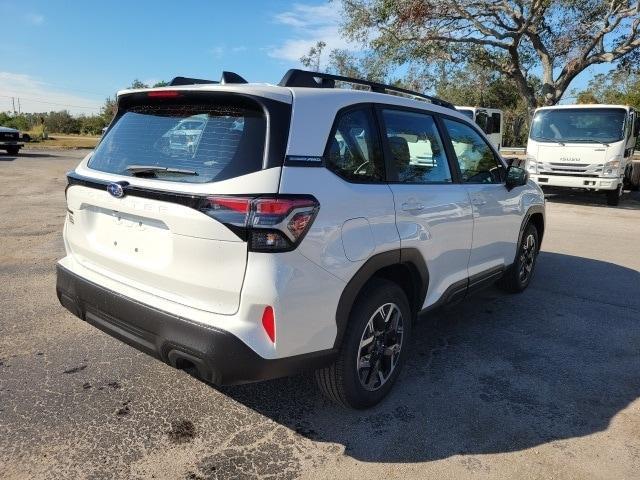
[65,89,291,315]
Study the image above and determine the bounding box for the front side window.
[491,112,502,134]
[475,110,489,133]
[325,108,384,182]
[89,95,266,183]
[625,112,633,140]
[530,108,627,144]
[381,109,452,184]
[443,118,503,184]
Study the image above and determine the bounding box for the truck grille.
[0,132,19,140]
[539,162,602,176]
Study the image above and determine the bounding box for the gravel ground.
[1,149,639,480]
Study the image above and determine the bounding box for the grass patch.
[24,134,100,150]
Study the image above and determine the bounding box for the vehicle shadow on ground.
[219,251,640,462]
[0,151,57,161]
[544,189,640,210]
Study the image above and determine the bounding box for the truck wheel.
[315,278,411,409]
[6,147,19,155]
[629,170,640,192]
[606,184,622,206]
[623,164,640,191]
[497,223,540,293]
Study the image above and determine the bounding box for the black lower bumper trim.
[56,264,337,385]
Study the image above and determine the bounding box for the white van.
[526,104,639,206]
[456,107,503,150]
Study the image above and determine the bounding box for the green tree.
[101,97,117,123]
[576,91,600,104]
[1,114,30,131]
[576,69,640,108]
[79,115,108,135]
[44,111,81,134]
[129,79,149,89]
[339,0,640,108]
[300,41,327,72]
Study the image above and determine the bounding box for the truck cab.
[456,106,503,150]
[526,104,639,206]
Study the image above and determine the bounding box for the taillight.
[200,195,319,252]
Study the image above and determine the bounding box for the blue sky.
[0,0,613,115]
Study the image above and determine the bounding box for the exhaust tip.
[167,349,209,381]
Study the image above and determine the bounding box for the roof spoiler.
[169,71,248,87]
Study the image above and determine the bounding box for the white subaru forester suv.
[56,70,545,408]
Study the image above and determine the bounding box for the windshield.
[530,108,627,144]
[457,109,474,120]
[89,96,266,183]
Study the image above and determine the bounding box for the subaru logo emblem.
[107,182,127,198]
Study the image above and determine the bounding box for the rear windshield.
[89,95,267,183]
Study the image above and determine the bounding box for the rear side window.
[89,96,266,183]
[325,108,384,182]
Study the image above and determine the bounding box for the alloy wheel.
[518,233,537,283]
[356,302,404,391]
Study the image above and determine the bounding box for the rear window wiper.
[124,165,198,176]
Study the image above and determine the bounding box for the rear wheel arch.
[333,248,429,350]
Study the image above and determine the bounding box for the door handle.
[401,202,425,212]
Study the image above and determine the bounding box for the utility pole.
[17,98,21,114]
[11,97,16,115]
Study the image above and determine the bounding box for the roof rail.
[170,76,219,86]
[278,69,455,109]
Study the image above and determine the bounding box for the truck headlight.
[602,159,621,177]
[525,155,538,174]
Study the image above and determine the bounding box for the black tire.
[606,184,622,206]
[6,147,19,155]
[497,223,540,293]
[315,278,412,409]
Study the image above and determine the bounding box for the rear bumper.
[531,174,618,190]
[56,264,336,385]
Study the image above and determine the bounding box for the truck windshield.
[457,109,474,120]
[530,108,627,144]
[89,95,266,183]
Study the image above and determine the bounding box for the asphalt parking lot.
[1,149,639,480]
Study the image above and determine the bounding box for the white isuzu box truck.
[526,104,639,206]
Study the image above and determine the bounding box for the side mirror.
[505,165,529,190]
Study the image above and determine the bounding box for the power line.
[0,94,100,111]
